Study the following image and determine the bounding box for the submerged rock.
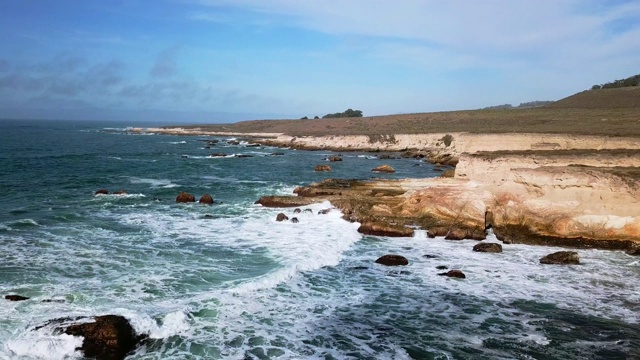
[113,189,127,195]
[95,189,109,195]
[290,217,299,223]
[540,251,580,265]
[438,270,466,278]
[375,254,409,266]
[176,192,195,203]
[371,164,395,173]
[276,213,289,222]
[293,208,302,214]
[473,242,503,253]
[5,294,29,301]
[435,265,448,270]
[314,164,332,172]
[199,194,214,205]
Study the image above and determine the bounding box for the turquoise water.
[0,120,638,359]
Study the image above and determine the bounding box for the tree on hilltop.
[322,108,363,118]
[591,74,640,90]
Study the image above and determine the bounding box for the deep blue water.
[0,119,638,360]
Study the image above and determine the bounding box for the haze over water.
[0,120,638,359]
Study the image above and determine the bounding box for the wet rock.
[271,152,285,156]
[61,315,145,360]
[276,213,289,222]
[427,227,449,238]
[318,208,332,215]
[351,266,369,270]
[209,153,227,157]
[235,154,253,158]
[203,214,215,219]
[327,156,342,162]
[473,242,503,253]
[95,189,109,195]
[227,140,240,145]
[42,299,65,303]
[314,164,332,172]
[293,208,302,214]
[303,209,313,214]
[199,194,214,205]
[435,265,448,270]
[358,222,414,237]
[375,254,409,266]
[444,228,467,240]
[113,190,127,195]
[290,217,299,223]
[626,247,640,256]
[5,294,29,301]
[423,254,439,259]
[176,192,195,203]
[245,143,260,148]
[378,154,400,160]
[438,270,466,278]
[371,164,395,173]
[254,196,319,208]
[540,251,580,265]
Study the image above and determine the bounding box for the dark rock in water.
[318,208,332,215]
[375,254,409,266]
[371,164,395,173]
[113,189,127,195]
[5,294,29,301]
[473,242,503,253]
[95,189,109,195]
[235,154,253,158]
[199,194,214,205]
[436,265,448,270]
[210,153,227,157]
[444,228,467,240]
[351,266,368,270]
[293,208,302,214]
[327,156,342,162]
[42,299,65,303]
[427,227,448,238]
[227,140,240,145]
[378,154,400,160]
[176,192,195,203]
[540,251,580,265]
[423,254,438,259]
[59,315,146,360]
[271,152,285,156]
[626,247,640,256]
[303,209,313,214]
[181,155,189,158]
[203,214,215,219]
[245,143,260,147]
[290,217,299,223]
[438,269,466,278]
[276,213,289,222]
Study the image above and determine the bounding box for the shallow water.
[0,120,638,359]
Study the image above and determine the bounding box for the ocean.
[0,119,638,360]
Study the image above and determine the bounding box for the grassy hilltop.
[173,77,640,137]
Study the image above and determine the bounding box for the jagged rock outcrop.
[375,254,409,266]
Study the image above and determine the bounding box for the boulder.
[5,294,29,301]
[199,194,214,205]
[372,164,395,173]
[176,192,195,203]
[293,208,302,214]
[209,153,227,157]
[435,265,448,270]
[358,222,414,237]
[318,208,332,215]
[375,254,409,266]
[427,227,449,238]
[626,247,640,256]
[328,156,342,162]
[473,242,503,253]
[62,315,145,360]
[276,213,289,222]
[314,164,332,172]
[95,189,109,195]
[540,251,580,265]
[438,270,466,278]
[444,228,467,240]
[291,217,299,223]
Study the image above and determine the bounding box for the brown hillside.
[174,89,640,137]
[547,87,640,109]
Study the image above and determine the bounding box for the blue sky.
[0,0,639,123]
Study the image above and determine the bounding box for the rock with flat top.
[473,242,503,253]
[540,251,580,265]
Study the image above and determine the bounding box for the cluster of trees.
[482,101,553,110]
[591,74,640,90]
[299,108,364,120]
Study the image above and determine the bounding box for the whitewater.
[0,120,638,359]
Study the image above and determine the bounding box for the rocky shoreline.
[138,127,640,252]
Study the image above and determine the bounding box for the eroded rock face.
[372,164,395,173]
[314,164,332,172]
[358,222,414,237]
[375,254,409,266]
[60,315,145,360]
[199,194,214,205]
[176,192,196,203]
[473,242,503,253]
[276,213,289,222]
[540,251,580,265]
